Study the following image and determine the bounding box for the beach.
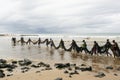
[0,34,120,80]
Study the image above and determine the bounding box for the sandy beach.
[0,35,120,80]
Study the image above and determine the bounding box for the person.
[26,38,32,45]
[71,40,77,52]
[20,37,25,45]
[111,40,120,57]
[59,39,65,49]
[104,39,112,56]
[81,40,88,54]
[91,41,99,55]
[38,38,41,46]
[11,37,16,46]
[50,38,54,48]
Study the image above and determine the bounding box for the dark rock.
[0,59,7,64]
[0,70,5,78]
[106,66,113,70]
[36,71,40,73]
[45,67,52,70]
[18,59,32,66]
[95,72,106,78]
[54,63,70,69]
[7,68,13,72]
[54,77,62,80]
[31,64,39,68]
[21,67,30,73]
[12,61,17,64]
[68,67,72,71]
[75,66,81,70]
[117,67,120,71]
[64,70,69,74]
[80,66,92,71]
[81,64,86,66]
[7,74,13,77]
[114,74,118,76]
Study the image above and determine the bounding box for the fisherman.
[81,40,88,54]
[20,37,25,45]
[104,39,112,56]
[26,38,32,45]
[11,37,16,46]
[38,38,41,46]
[91,41,99,55]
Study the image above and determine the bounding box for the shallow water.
[0,36,120,66]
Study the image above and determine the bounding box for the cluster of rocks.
[54,63,92,77]
[0,59,120,79]
[0,59,52,78]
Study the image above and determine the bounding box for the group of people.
[11,37,120,57]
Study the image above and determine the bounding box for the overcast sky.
[0,0,120,34]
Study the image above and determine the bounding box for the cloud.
[0,0,120,34]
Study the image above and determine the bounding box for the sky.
[0,0,120,34]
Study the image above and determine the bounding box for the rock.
[0,59,7,64]
[7,68,13,72]
[68,67,72,71]
[18,59,32,66]
[69,70,79,75]
[64,70,69,74]
[45,67,52,70]
[37,62,50,67]
[106,66,113,70]
[114,74,118,76]
[81,64,86,66]
[31,64,40,68]
[117,67,120,71]
[21,67,30,73]
[95,72,106,78]
[7,74,13,77]
[54,77,62,80]
[0,70,5,78]
[80,66,92,71]
[75,66,81,70]
[54,63,70,69]
[36,71,40,73]
[12,61,17,64]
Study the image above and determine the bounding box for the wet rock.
[7,74,13,77]
[12,61,17,64]
[81,64,86,66]
[68,67,72,71]
[36,71,40,73]
[54,77,63,80]
[21,67,30,73]
[64,70,69,74]
[69,70,79,75]
[0,70,5,78]
[80,66,92,71]
[45,67,52,70]
[18,59,32,66]
[54,63,70,69]
[117,67,120,71]
[106,66,113,70]
[95,72,106,78]
[0,59,7,64]
[114,73,118,76]
[37,62,50,67]
[31,64,40,68]
[75,66,81,70]
[7,68,13,72]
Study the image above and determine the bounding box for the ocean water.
[0,34,120,65]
